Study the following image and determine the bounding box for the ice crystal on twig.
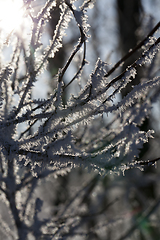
[0,1,160,239]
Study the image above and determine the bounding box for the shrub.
[0,0,160,239]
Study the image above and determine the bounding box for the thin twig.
[104,21,160,78]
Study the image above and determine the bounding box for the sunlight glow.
[0,0,25,33]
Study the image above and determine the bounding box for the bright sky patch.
[0,0,25,33]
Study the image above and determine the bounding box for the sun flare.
[0,0,25,33]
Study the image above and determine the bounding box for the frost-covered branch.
[0,0,160,239]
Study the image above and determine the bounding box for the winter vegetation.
[0,0,160,239]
